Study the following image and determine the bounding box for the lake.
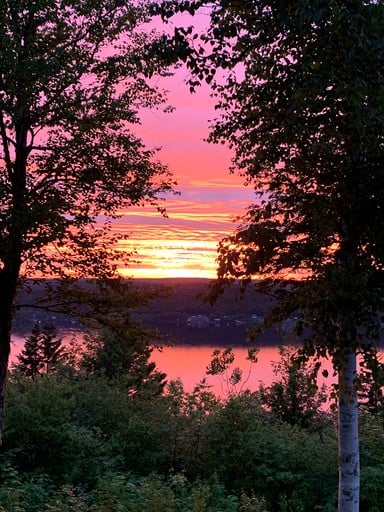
[10,331,337,397]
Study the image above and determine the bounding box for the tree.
[206,346,259,396]
[15,322,64,378]
[258,346,328,432]
[80,322,167,397]
[0,0,174,443]
[157,1,384,510]
[15,324,42,379]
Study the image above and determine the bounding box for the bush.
[0,469,239,512]
[199,392,338,512]
[0,363,357,512]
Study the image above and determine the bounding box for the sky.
[117,15,255,279]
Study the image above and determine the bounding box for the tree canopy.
[0,0,174,281]
[183,0,384,363]
[155,1,384,510]
[15,323,64,378]
[0,0,175,441]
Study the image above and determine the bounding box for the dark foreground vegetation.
[1,330,384,512]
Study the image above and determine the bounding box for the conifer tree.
[16,324,43,379]
[16,323,63,378]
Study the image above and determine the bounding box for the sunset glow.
[118,61,254,279]
[115,181,254,278]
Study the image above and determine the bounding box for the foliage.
[355,351,384,416]
[239,493,268,512]
[0,0,174,282]
[94,472,239,512]
[358,415,384,512]
[160,379,222,477]
[0,0,175,442]
[4,370,164,482]
[0,465,54,512]
[4,373,106,484]
[155,2,384,509]
[0,469,240,512]
[14,322,64,378]
[207,346,259,395]
[160,0,384,369]
[79,322,167,397]
[198,391,337,511]
[257,346,329,431]
[0,353,351,511]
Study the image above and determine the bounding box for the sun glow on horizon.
[120,266,216,279]
[110,179,255,280]
[117,235,220,279]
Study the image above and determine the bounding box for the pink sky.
[119,51,254,278]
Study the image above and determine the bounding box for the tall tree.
[156,1,384,510]
[16,322,64,378]
[0,0,174,442]
[80,323,167,397]
[16,323,43,379]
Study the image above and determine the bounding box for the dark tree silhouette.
[0,0,174,442]
[16,323,63,378]
[156,1,384,509]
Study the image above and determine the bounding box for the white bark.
[338,348,360,512]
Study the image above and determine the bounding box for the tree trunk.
[0,329,10,445]
[0,266,22,444]
[338,348,360,512]
[0,97,30,443]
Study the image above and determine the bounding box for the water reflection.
[152,345,277,395]
[152,344,336,396]
[11,332,336,397]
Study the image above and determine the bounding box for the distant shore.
[13,278,383,347]
[13,278,279,345]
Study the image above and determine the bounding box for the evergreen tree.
[16,323,63,378]
[16,324,43,379]
[80,319,167,397]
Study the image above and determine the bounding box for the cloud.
[120,24,254,278]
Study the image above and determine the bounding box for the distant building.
[186,315,210,328]
[250,314,263,327]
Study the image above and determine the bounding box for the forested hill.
[135,278,274,318]
[13,278,277,342]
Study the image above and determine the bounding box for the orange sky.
[119,61,254,279]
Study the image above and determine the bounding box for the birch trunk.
[338,348,360,512]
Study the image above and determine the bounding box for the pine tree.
[16,323,63,378]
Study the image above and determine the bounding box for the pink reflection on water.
[11,333,337,397]
[151,344,337,396]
